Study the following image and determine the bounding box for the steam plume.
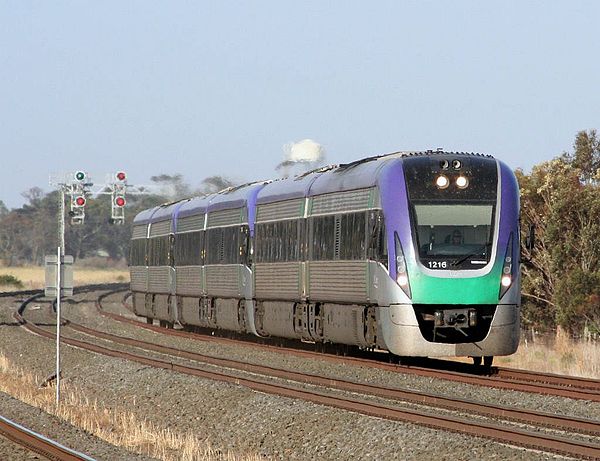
[276,139,326,177]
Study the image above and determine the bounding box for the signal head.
[74,171,86,181]
[114,196,126,207]
[115,171,127,182]
[74,196,86,207]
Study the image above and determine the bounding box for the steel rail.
[496,367,600,392]
[10,284,129,316]
[65,318,600,437]
[14,300,600,460]
[100,293,600,403]
[0,414,96,461]
[116,289,600,393]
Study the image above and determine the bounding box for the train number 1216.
[427,261,448,269]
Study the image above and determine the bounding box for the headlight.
[395,232,411,298]
[499,233,514,298]
[456,176,469,189]
[436,175,449,189]
[396,273,409,287]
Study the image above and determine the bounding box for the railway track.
[65,317,600,436]
[14,288,600,460]
[114,290,600,403]
[496,366,600,392]
[0,414,95,461]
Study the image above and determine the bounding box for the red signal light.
[116,171,126,181]
[115,196,126,207]
[75,196,86,207]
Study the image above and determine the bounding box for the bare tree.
[198,175,236,194]
[150,174,192,199]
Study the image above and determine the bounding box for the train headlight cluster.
[394,233,411,298]
[396,273,409,287]
[436,174,470,189]
[436,158,471,190]
[499,234,514,298]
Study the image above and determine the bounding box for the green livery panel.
[408,262,503,305]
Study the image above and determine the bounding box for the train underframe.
[131,292,519,359]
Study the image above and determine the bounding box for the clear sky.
[1,1,599,208]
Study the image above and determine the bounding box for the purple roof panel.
[149,199,188,223]
[132,206,160,225]
[256,172,322,205]
[308,158,390,196]
[207,182,267,213]
[177,195,213,220]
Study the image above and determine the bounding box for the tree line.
[0,174,234,264]
[518,129,600,337]
[0,131,598,336]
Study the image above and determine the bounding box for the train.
[129,150,521,366]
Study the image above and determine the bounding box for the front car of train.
[376,152,520,361]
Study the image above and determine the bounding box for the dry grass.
[0,354,262,460]
[496,334,600,379]
[446,333,600,378]
[0,265,129,290]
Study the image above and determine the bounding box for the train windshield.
[412,203,495,270]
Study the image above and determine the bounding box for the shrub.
[554,269,600,335]
[0,274,24,288]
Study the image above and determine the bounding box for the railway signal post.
[51,169,155,233]
[44,250,73,405]
[109,171,128,224]
[48,169,152,402]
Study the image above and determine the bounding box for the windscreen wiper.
[451,245,489,267]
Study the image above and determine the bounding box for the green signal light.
[75,171,86,181]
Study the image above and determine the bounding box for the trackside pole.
[56,246,61,405]
[56,187,64,405]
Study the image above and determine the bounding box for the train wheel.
[483,356,494,367]
[388,354,401,365]
[472,356,482,366]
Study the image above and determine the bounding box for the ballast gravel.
[0,291,595,460]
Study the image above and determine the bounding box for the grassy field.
[0,265,129,290]
[495,333,600,379]
[0,354,262,461]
